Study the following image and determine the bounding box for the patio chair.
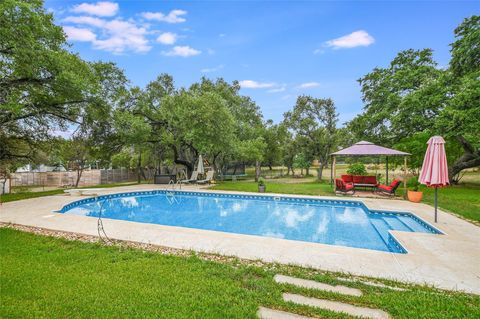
[179,170,199,184]
[196,170,215,185]
[335,179,355,195]
[376,179,402,196]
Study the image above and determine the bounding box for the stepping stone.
[336,277,407,291]
[283,293,390,319]
[274,274,362,297]
[257,307,315,319]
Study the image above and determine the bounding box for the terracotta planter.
[258,185,266,193]
[407,190,423,203]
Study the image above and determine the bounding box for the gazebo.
[330,141,410,194]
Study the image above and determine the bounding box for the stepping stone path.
[283,293,390,319]
[258,274,390,319]
[274,274,363,297]
[336,277,407,291]
[257,307,316,319]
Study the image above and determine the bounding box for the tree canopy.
[348,15,480,182]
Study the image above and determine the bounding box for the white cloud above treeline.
[72,1,119,17]
[324,30,375,49]
[157,32,177,45]
[239,80,276,89]
[63,15,150,54]
[141,10,187,23]
[63,3,196,55]
[162,46,201,57]
[297,82,320,88]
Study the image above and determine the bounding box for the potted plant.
[407,178,423,203]
[258,178,266,193]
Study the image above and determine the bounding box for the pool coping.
[56,189,444,255]
[1,184,479,294]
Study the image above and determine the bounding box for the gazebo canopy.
[331,141,410,156]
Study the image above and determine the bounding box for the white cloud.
[64,16,106,27]
[162,46,201,57]
[63,16,151,54]
[297,82,321,89]
[157,32,177,45]
[201,65,224,73]
[141,9,187,23]
[63,26,97,42]
[219,33,226,37]
[239,80,276,89]
[324,30,374,49]
[72,1,119,17]
[267,85,286,93]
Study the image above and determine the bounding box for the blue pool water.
[60,191,441,253]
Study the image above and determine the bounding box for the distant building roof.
[330,141,410,156]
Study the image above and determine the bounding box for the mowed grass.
[1,228,480,319]
[0,182,139,203]
[400,183,480,223]
[211,180,335,197]
[0,189,65,203]
[212,179,480,224]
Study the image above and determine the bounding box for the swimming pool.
[59,190,441,253]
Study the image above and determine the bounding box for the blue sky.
[46,1,478,125]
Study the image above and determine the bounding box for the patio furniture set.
[335,174,402,196]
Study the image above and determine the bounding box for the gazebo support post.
[330,155,336,187]
[385,156,389,184]
[403,156,407,199]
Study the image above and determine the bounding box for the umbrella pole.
[434,186,438,223]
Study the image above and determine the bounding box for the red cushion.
[363,176,377,185]
[335,179,344,188]
[345,183,354,190]
[390,179,401,187]
[353,175,364,183]
[341,175,353,183]
[378,185,392,191]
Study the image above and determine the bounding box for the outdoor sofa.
[341,174,378,190]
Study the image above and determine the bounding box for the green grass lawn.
[1,228,479,318]
[213,179,480,224]
[0,182,140,203]
[212,180,335,197]
[400,183,480,223]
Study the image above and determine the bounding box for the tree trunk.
[306,167,310,176]
[255,161,261,182]
[317,162,325,181]
[449,136,480,184]
[75,168,83,188]
[137,151,142,184]
[268,164,273,170]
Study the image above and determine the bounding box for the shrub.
[346,163,367,176]
[409,176,421,191]
[258,177,265,186]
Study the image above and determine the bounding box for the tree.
[348,16,479,182]
[0,0,98,165]
[55,136,91,187]
[283,96,338,181]
[262,120,283,170]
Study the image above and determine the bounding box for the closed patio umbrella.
[419,136,449,222]
[196,155,205,175]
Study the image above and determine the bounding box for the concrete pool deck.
[1,184,479,294]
